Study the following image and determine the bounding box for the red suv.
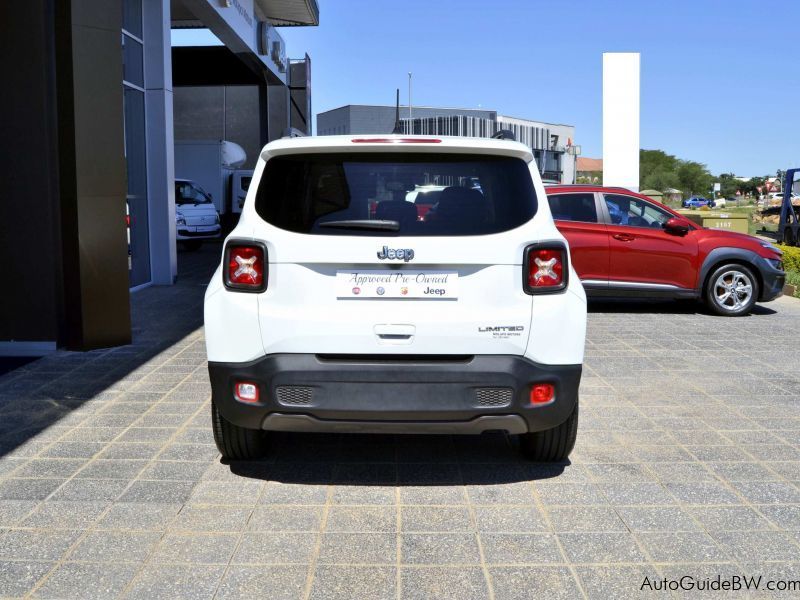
[546,185,785,316]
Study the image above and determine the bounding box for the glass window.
[122,34,144,87]
[175,182,213,205]
[547,193,598,223]
[123,0,143,38]
[255,153,538,237]
[604,194,672,229]
[123,88,150,286]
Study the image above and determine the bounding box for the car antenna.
[392,88,403,134]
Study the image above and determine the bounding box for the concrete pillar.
[144,0,177,285]
[603,52,640,192]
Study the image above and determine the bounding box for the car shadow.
[225,432,571,485]
[587,298,777,316]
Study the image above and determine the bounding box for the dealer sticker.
[336,270,458,299]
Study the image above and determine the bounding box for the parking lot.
[0,247,799,599]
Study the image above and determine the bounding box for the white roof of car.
[260,135,534,162]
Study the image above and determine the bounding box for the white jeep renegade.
[204,135,587,461]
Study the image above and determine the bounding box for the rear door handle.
[612,233,635,242]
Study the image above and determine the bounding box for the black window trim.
[599,192,673,230]
[547,191,604,225]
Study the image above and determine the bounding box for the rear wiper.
[318,219,400,232]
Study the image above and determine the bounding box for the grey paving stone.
[169,504,252,532]
[11,458,85,479]
[317,532,396,565]
[689,505,774,532]
[137,460,210,481]
[479,533,563,565]
[473,506,548,533]
[711,531,800,562]
[635,532,730,563]
[615,506,700,532]
[232,532,317,564]
[32,562,139,599]
[547,506,627,532]
[118,481,196,503]
[0,560,52,596]
[74,459,147,479]
[215,565,308,600]
[558,532,648,564]
[309,565,395,600]
[401,566,489,600]
[96,502,181,530]
[331,485,396,505]
[0,529,82,561]
[150,532,240,564]
[97,443,165,460]
[49,478,128,501]
[533,481,608,506]
[0,500,39,526]
[599,481,678,506]
[20,501,109,529]
[327,505,409,534]
[490,566,581,600]
[401,506,472,533]
[124,564,225,600]
[0,478,65,500]
[399,486,466,506]
[260,481,329,505]
[666,482,743,505]
[465,482,534,505]
[249,505,325,532]
[67,530,161,562]
[729,481,800,504]
[187,480,263,504]
[401,533,481,565]
[575,565,660,600]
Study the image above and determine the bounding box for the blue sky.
[174,0,799,177]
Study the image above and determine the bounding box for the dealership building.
[317,105,577,184]
[0,0,317,354]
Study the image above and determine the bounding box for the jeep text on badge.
[377,246,414,261]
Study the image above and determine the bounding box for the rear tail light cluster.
[530,383,555,405]
[224,241,267,292]
[523,244,568,294]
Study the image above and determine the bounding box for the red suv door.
[547,192,609,285]
[602,193,699,290]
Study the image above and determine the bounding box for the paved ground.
[1,245,799,598]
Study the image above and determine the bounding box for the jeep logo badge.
[377,246,414,262]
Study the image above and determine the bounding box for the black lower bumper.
[208,354,582,435]
[756,256,785,302]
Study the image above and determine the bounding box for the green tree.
[676,161,713,196]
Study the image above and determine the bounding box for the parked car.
[175,178,221,250]
[712,197,726,208]
[205,135,587,461]
[546,185,785,316]
[682,196,715,208]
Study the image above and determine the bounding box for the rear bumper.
[208,354,581,435]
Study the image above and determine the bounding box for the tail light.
[530,383,555,405]
[523,244,568,294]
[224,241,267,292]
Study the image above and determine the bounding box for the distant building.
[317,105,577,183]
[576,157,603,184]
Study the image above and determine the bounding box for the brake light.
[224,242,267,292]
[235,382,259,403]
[524,245,568,294]
[530,383,555,405]
[351,138,442,144]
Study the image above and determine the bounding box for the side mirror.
[664,217,690,236]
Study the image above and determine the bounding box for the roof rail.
[544,183,632,192]
[491,129,516,141]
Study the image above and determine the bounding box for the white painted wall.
[603,53,640,192]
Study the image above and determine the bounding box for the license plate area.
[336,270,458,299]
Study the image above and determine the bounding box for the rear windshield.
[254,153,537,236]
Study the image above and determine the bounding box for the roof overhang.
[255,0,319,26]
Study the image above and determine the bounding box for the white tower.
[603,52,640,192]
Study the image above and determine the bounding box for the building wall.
[318,105,497,136]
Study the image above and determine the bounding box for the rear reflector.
[530,383,555,405]
[351,138,442,144]
[524,245,567,294]
[224,242,267,292]
[235,382,259,403]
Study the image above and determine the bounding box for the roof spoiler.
[492,129,516,141]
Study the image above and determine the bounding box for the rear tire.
[519,400,578,462]
[211,402,269,460]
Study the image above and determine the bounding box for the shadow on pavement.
[226,432,570,485]
[0,243,221,459]
[588,297,778,316]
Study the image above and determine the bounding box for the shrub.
[778,244,800,273]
